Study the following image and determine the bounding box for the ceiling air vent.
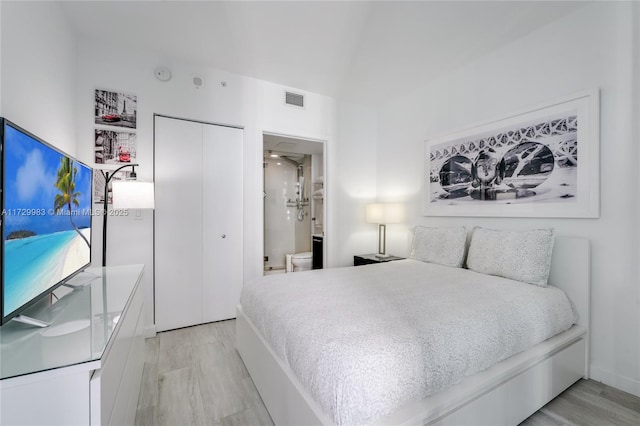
[285,91,305,108]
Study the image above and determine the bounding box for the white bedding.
[240,260,576,426]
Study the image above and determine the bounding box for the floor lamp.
[366,203,404,258]
[96,164,153,342]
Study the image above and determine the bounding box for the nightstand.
[354,254,405,266]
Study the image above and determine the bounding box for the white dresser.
[0,264,146,426]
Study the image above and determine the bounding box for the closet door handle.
[221,234,226,239]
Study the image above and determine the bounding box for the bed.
[236,229,590,426]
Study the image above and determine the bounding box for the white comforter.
[240,260,576,425]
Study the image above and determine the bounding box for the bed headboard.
[548,236,590,378]
[548,236,590,331]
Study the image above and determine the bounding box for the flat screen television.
[0,118,92,326]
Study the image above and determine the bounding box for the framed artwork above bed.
[423,89,599,218]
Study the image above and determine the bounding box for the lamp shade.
[112,181,155,209]
[366,203,404,224]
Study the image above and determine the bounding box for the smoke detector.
[154,66,172,82]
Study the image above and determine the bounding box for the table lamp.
[366,203,404,258]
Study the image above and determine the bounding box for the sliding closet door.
[155,116,204,331]
[201,125,243,322]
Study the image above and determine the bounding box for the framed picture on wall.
[94,129,137,165]
[94,89,137,129]
[423,89,600,218]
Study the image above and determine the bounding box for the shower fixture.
[282,157,309,221]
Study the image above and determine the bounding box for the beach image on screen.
[3,125,92,317]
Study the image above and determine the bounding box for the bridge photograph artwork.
[423,90,600,218]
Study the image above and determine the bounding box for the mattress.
[240,260,576,425]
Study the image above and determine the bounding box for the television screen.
[1,119,92,325]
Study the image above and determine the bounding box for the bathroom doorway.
[263,133,325,275]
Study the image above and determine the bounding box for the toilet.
[286,252,313,272]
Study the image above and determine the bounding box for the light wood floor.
[135,320,640,426]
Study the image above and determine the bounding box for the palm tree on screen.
[54,157,91,249]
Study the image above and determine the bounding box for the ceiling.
[58,1,586,106]
[264,134,324,157]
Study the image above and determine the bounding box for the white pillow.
[466,227,554,287]
[410,226,467,268]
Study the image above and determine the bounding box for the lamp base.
[375,253,391,259]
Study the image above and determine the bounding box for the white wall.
[377,2,640,396]
[0,1,77,155]
[333,102,379,266]
[634,4,640,391]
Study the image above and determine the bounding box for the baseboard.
[143,325,157,338]
[590,365,640,397]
